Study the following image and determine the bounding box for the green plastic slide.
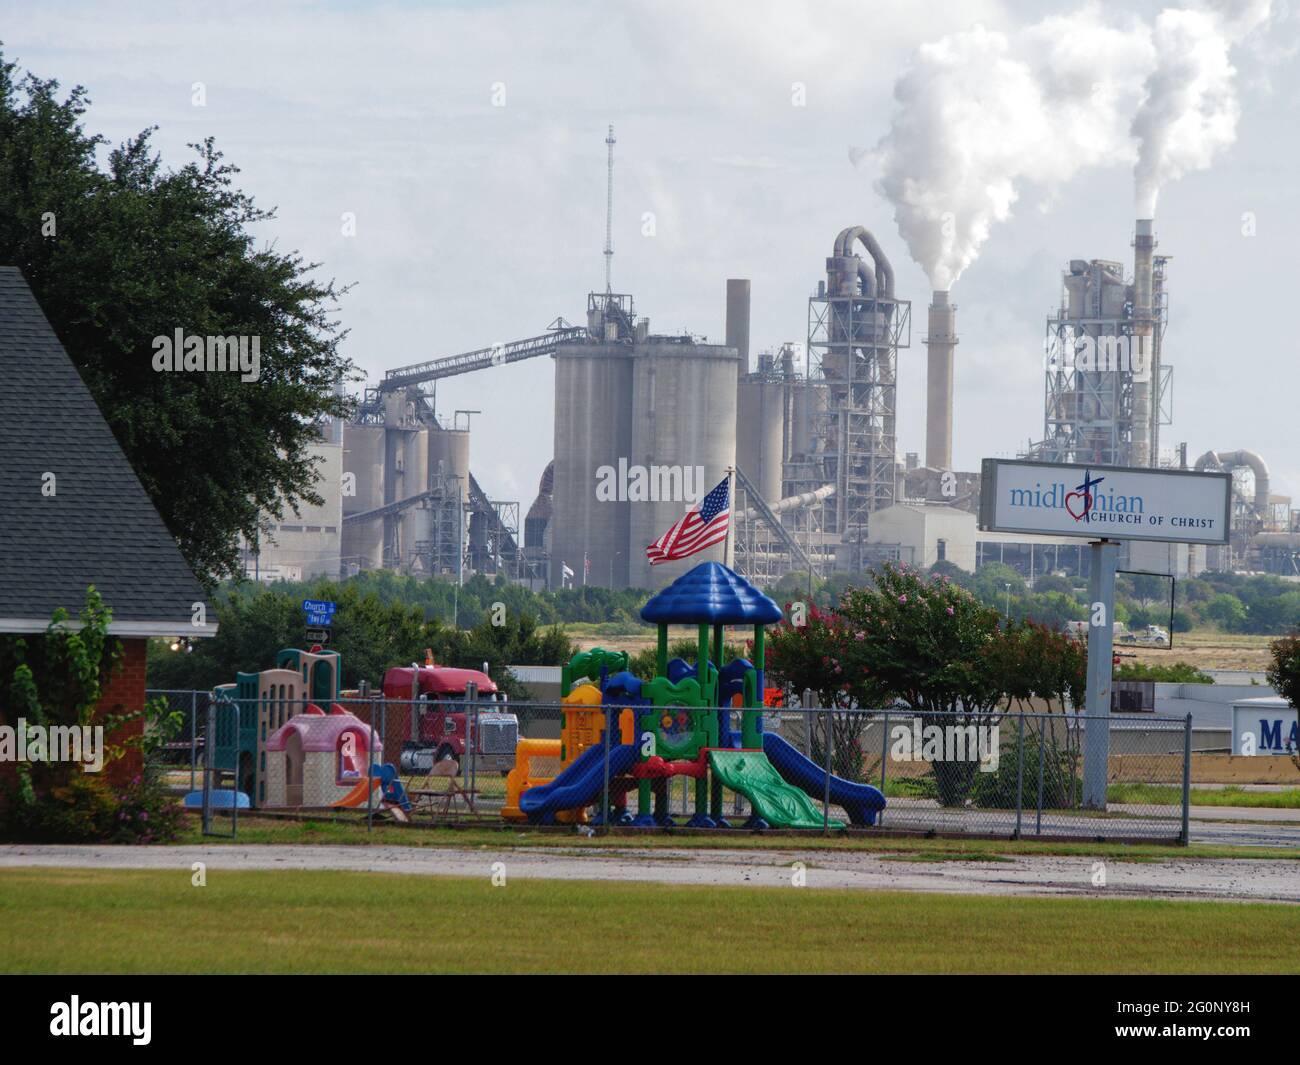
[708,750,844,830]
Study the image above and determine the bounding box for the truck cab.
[381,665,518,773]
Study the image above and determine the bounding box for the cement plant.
[245,139,1298,592]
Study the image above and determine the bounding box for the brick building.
[0,267,216,783]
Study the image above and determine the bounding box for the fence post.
[879,710,889,830]
[189,691,198,794]
[822,708,833,835]
[601,704,611,834]
[231,700,239,838]
[366,717,376,833]
[1035,717,1046,836]
[201,697,212,836]
[1014,714,1025,840]
[1181,713,1192,846]
[802,689,813,758]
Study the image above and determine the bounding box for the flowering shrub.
[767,564,1088,805]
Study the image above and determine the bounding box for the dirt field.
[572,628,1279,673]
[1127,632,1275,673]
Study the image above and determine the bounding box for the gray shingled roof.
[0,267,216,636]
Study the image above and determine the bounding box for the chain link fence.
[150,690,1192,842]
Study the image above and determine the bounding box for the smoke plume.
[1133,1,1272,217]
[872,2,1273,290]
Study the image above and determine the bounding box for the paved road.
[2,844,1299,903]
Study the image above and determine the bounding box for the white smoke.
[1133,0,1273,217]
[872,2,1274,289]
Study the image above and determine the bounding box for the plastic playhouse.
[208,647,410,819]
[502,562,886,830]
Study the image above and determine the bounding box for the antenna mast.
[604,124,615,293]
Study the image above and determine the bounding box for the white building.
[241,436,344,582]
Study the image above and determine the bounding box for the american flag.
[646,476,730,565]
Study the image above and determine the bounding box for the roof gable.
[0,267,214,635]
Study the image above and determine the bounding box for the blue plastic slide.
[762,732,886,826]
[519,743,638,824]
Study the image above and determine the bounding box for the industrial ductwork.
[834,226,894,297]
[738,483,835,521]
[1194,449,1270,515]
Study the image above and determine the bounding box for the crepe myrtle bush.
[765,600,892,781]
[1266,631,1300,771]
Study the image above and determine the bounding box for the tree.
[1266,632,1300,713]
[1266,632,1300,772]
[1205,593,1247,633]
[146,579,578,696]
[838,566,1006,805]
[0,53,353,586]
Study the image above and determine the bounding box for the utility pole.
[454,478,463,628]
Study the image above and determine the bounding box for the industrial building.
[1024,217,1299,577]
[238,134,1297,593]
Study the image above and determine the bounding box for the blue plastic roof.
[640,562,783,625]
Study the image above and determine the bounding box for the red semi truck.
[381,664,518,773]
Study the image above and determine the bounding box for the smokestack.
[1131,219,1155,467]
[925,289,957,471]
[725,279,751,370]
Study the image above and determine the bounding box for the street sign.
[979,459,1231,545]
[305,628,331,645]
[302,599,337,629]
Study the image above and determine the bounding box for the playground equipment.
[506,562,886,830]
[210,648,409,818]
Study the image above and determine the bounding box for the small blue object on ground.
[183,790,250,809]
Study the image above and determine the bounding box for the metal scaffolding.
[801,290,910,537]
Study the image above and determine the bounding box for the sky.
[4,0,1298,510]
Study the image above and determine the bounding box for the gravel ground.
[2,843,1299,903]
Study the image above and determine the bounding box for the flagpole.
[723,464,736,570]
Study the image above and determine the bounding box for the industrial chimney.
[1131,219,1155,467]
[925,290,957,471]
[725,278,751,369]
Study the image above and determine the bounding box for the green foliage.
[768,565,1087,807]
[1114,660,1214,684]
[923,564,1296,638]
[968,729,1076,810]
[147,575,576,698]
[627,638,749,683]
[0,770,184,844]
[0,52,353,586]
[1205,594,1248,632]
[0,589,186,842]
[1267,632,1300,711]
[0,587,122,807]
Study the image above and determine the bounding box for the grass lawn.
[1,866,1296,974]
[174,814,1300,860]
[1110,783,1300,808]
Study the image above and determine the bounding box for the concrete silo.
[627,339,739,590]
[737,368,784,506]
[340,423,385,570]
[550,340,636,589]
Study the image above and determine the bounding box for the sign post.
[302,599,337,644]
[1083,539,1119,808]
[978,459,1231,811]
